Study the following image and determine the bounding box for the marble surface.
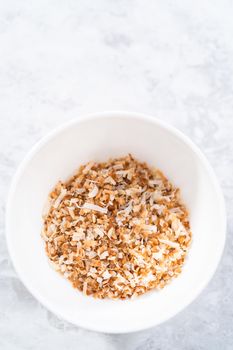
[0,0,233,349]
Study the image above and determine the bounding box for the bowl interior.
[7,114,225,333]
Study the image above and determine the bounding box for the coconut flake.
[64,271,71,278]
[152,249,164,260]
[152,191,163,202]
[134,253,146,267]
[53,188,67,208]
[83,281,88,295]
[88,185,99,198]
[151,204,165,215]
[104,176,116,185]
[110,194,115,202]
[68,207,75,219]
[113,163,123,170]
[102,271,112,280]
[116,170,130,177]
[75,188,86,195]
[73,228,85,241]
[82,162,94,174]
[86,250,97,259]
[154,265,168,273]
[142,224,157,233]
[99,251,109,259]
[97,277,103,284]
[169,207,183,214]
[48,223,56,235]
[148,179,162,187]
[42,198,52,217]
[48,260,60,271]
[41,229,48,241]
[115,273,127,284]
[94,227,105,238]
[170,249,184,261]
[82,202,107,214]
[171,218,187,237]
[118,200,133,216]
[126,188,140,196]
[141,272,156,286]
[159,239,180,249]
[107,227,115,238]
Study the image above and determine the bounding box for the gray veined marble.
[0,0,233,349]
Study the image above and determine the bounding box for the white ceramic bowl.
[6,112,226,333]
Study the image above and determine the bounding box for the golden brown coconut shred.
[41,154,192,299]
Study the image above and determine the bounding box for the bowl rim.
[5,111,227,333]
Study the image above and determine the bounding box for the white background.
[0,0,233,349]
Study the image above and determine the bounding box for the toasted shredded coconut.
[42,154,192,299]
